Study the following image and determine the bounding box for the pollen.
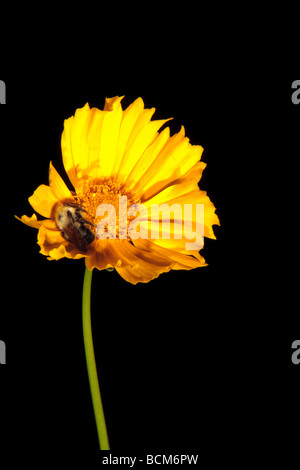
[74,181,140,239]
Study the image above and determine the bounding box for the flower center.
[74,181,140,239]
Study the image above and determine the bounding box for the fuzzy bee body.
[54,202,95,252]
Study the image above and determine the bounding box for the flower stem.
[82,267,110,450]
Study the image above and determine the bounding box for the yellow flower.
[17,96,219,284]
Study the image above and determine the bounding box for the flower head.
[17,96,219,284]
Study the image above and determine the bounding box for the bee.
[54,201,95,252]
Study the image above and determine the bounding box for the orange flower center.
[74,181,140,239]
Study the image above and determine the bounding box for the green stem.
[82,267,110,450]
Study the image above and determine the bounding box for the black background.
[1,5,300,465]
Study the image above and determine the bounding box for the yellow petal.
[115,243,172,284]
[37,224,63,251]
[85,238,172,281]
[49,162,73,200]
[133,127,203,201]
[115,264,170,284]
[104,95,125,111]
[112,97,170,182]
[89,96,124,180]
[143,178,200,208]
[28,184,58,218]
[15,215,59,233]
[115,238,204,284]
[15,213,43,229]
[175,161,206,185]
[111,97,146,175]
[61,103,95,188]
[61,98,124,188]
[37,225,86,260]
[133,238,205,270]
[46,245,70,260]
[143,181,219,242]
[85,239,124,271]
[47,245,86,261]
[124,126,171,192]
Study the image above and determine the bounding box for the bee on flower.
[17,96,219,284]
